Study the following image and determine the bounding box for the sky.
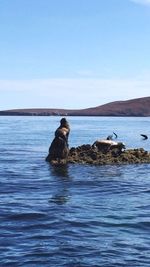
[0,0,150,110]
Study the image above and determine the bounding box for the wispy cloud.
[130,0,150,6]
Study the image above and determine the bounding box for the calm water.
[0,116,150,267]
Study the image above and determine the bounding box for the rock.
[67,144,150,165]
[92,139,125,153]
[46,140,150,165]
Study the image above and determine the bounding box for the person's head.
[60,118,68,126]
[60,117,70,131]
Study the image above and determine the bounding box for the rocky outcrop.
[47,144,150,165]
[68,145,150,165]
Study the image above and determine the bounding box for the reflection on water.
[48,164,72,205]
[49,192,70,205]
[50,164,70,179]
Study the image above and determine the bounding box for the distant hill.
[0,97,150,117]
[70,96,150,116]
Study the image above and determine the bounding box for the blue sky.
[0,0,150,110]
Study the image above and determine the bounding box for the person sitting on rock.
[46,118,70,163]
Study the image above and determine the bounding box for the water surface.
[0,116,150,266]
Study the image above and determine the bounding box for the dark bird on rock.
[106,132,118,140]
[113,132,118,139]
[106,134,113,140]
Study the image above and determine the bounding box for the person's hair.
[60,118,67,125]
[60,117,69,128]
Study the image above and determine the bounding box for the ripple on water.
[1,117,150,266]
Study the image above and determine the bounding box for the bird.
[113,132,118,139]
[106,132,118,140]
[106,134,113,140]
[140,134,148,140]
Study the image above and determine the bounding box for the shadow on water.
[48,164,72,205]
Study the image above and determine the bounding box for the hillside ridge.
[0,96,150,117]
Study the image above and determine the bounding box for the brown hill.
[70,96,150,116]
[0,108,74,116]
[0,97,150,116]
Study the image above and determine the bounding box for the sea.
[0,116,150,267]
